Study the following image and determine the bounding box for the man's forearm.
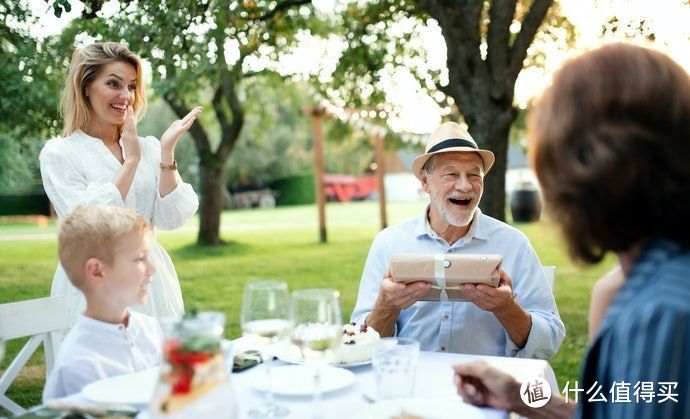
[365,300,400,337]
[494,301,532,348]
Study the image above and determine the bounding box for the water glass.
[241,280,291,418]
[373,337,420,400]
[290,289,342,419]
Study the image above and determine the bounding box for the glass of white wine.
[290,289,342,419]
[241,280,292,418]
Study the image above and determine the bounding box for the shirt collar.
[76,310,138,336]
[414,205,489,243]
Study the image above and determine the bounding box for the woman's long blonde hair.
[61,42,147,137]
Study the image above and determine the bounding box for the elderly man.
[351,122,565,359]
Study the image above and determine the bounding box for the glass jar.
[150,312,236,418]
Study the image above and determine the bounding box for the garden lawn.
[0,201,616,412]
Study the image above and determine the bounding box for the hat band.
[427,138,477,153]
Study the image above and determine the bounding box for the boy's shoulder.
[128,311,164,338]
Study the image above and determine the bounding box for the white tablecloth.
[68,342,557,419]
[231,349,558,419]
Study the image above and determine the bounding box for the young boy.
[43,205,164,400]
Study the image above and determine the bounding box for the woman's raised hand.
[160,106,203,152]
[121,106,141,164]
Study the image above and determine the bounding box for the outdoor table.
[37,341,557,419]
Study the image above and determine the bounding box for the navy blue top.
[577,240,690,418]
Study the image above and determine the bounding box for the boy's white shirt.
[43,311,163,400]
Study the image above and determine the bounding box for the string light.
[309,93,427,145]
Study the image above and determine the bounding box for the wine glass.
[290,289,342,419]
[241,280,291,418]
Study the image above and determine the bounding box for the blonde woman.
[40,42,201,325]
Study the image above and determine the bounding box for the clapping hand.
[121,106,141,164]
[160,106,203,152]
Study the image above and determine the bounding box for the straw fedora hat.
[411,122,495,179]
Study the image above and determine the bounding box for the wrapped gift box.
[390,253,503,301]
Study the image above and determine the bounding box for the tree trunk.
[420,0,553,222]
[466,105,515,221]
[197,160,226,245]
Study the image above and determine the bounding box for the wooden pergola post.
[310,107,327,243]
[373,132,388,229]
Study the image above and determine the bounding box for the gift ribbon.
[434,254,449,302]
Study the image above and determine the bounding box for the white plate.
[82,366,160,406]
[351,396,486,419]
[277,339,398,369]
[249,365,355,396]
[277,345,372,368]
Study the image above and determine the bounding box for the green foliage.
[320,0,432,109]
[270,172,315,205]
[0,1,63,140]
[0,1,70,195]
[225,77,314,187]
[0,134,45,194]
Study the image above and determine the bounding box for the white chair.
[0,295,69,414]
[542,265,556,292]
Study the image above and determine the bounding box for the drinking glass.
[150,312,232,417]
[373,337,420,400]
[241,281,291,418]
[290,289,342,419]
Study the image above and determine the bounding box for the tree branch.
[508,0,554,82]
[213,18,244,162]
[418,0,485,92]
[487,0,517,84]
[256,0,311,22]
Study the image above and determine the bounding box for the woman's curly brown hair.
[530,43,690,264]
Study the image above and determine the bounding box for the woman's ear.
[84,258,106,286]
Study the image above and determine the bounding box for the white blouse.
[40,130,199,324]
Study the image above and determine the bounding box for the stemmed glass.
[290,289,342,419]
[241,281,292,418]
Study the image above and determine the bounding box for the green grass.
[0,201,615,412]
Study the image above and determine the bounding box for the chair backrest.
[0,295,69,414]
[542,265,556,292]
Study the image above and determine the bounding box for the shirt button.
[442,312,449,320]
[118,325,124,331]
[440,346,446,352]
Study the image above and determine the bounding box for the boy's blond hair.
[58,205,149,289]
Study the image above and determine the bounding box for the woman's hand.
[453,361,523,412]
[160,106,203,154]
[121,106,141,164]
